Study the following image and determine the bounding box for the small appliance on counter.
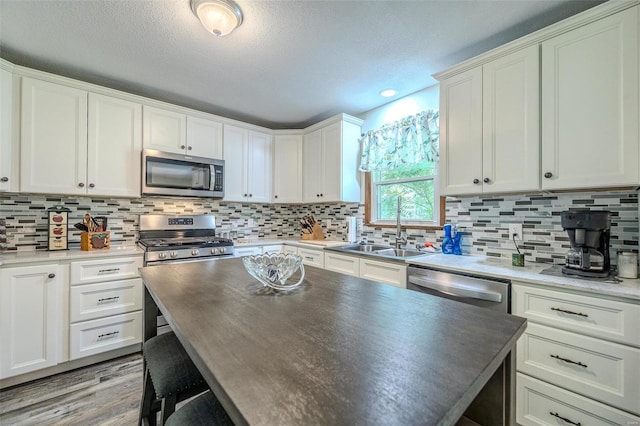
[561,210,611,278]
[47,205,71,251]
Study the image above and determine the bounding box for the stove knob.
[158,252,167,259]
[191,249,199,256]
[170,251,178,258]
[219,247,226,254]
[211,248,218,255]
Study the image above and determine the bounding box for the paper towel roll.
[347,216,357,243]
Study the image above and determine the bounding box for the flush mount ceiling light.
[380,89,397,98]
[191,0,243,37]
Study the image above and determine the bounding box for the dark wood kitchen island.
[140,258,526,426]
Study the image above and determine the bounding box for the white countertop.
[407,253,640,301]
[0,245,143,266]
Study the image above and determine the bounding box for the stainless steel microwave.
[142,149,224,198]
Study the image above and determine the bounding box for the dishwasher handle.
[408,275,503,303]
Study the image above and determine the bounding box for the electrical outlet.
[508,224,523,240]
[325,219,332,228]
[248,219,255,228]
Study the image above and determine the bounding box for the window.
[360,111,442,229]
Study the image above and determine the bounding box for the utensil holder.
[81,231,111,251]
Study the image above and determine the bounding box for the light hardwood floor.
[0,354,143,425]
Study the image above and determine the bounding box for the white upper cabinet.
[20,77,142,197]
[88,93,142,197]
[223,124,272,202]
[186,116,223,159]
[272,134,302,203]
[142,106,186,154]
[439,45,539,195]
[143,105,223,159]
[20,77,88,195]
[302,116,362,203]
[0,67,15,192]
[541,6,639,190]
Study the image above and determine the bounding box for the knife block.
[302,223,325,240]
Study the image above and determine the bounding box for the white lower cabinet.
[69,311,143,360]
[359,258,407,288]
[513,282,640,420]
[262,244,283,254]
[0,264,64,378]
[234,246,262,257]
[517,373,640,426]
[282,246,298,255]
[69,256,143,360]
[298,247,325,268]
[324,252,359,277]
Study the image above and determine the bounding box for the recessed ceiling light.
[380,89,397,98]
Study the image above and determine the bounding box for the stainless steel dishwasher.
[407,265,514,426]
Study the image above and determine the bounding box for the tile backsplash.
[1,190,637,266]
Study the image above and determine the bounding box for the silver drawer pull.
[550,354,588,368]
[97,296,120,303]
[97,331,120,340]
[549,411,581,426]
[304,256,314,261]
[98,268,120,274]
[551,307,589,318]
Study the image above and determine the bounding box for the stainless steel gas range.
[138,214,234,266]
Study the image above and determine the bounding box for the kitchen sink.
[329,244,426,260]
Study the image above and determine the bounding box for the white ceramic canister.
[617,251,638,279]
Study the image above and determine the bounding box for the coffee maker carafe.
[561,210,611,278]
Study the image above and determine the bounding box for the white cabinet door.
[272,134,302,203]
[324,252,359,276]
[223,125,272,203]
[20,77,88,195]
[142,105,187,155]
[439,67,483,195]
[223,124,248,202]
[302,128,323,203]
[0,264,62,378]
[541,7,639,189]
[0,68,14,192]
[87,93,142,197]
[482,45,540,193]
[359,259,407,288]
[320,122,342,202]
[187,116,223,159]
[247,131,272,203]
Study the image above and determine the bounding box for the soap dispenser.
[442,224,454,254]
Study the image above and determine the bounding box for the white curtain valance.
[358,110,439,172]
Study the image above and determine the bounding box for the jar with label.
[617,251,638,279]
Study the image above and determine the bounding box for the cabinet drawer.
[298,248,324,268]
[282,246,298,255]
[262,245,283,254]
[69,311,142,360]
[517,323,640,414]
[70,256,142,285]
[359,259,406,288]
[512,283,640,346]
[324,253,359,277]
[70,278,143,322]
[234,246,262,257]
[516,373,640,426]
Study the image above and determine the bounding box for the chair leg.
[160,394,177,425]
[139,367,157,426]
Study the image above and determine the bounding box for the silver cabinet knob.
[188,146,192,151]
[78,182,85,187]
[0,177,8,182]
[181,145,186,149]
[544,172,553,178]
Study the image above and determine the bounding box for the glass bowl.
[242,253,305,291]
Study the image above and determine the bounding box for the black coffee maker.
[561,210,611,278]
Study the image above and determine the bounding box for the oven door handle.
[408,276,503,303]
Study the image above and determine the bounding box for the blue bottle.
[452,227,463,255]
[442,224,454,254]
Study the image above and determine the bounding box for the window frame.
[364,172,445,230]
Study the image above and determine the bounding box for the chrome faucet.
[395,196,407,249]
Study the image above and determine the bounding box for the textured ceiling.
[0,0,604,129]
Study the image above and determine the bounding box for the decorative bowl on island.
[242,253,305,291]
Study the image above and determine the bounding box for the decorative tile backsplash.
[1,190,637,266]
